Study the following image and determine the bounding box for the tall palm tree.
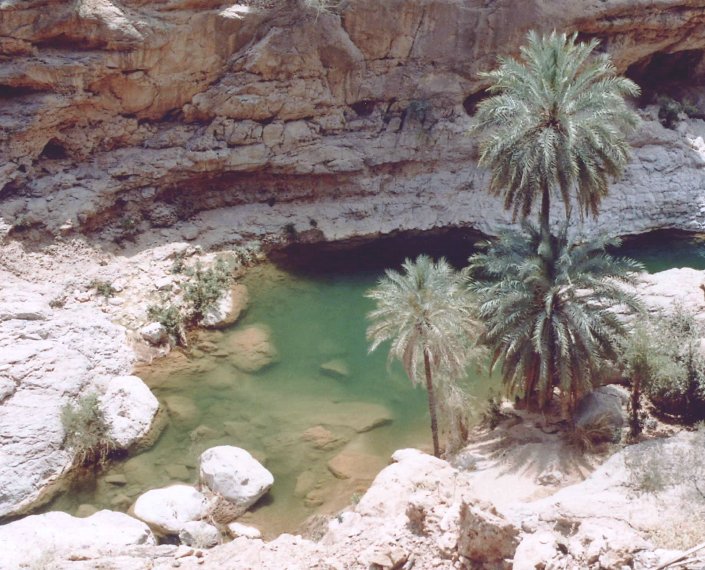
[472,31,640,252]
[469,224,642,414]
[366,255,481,457]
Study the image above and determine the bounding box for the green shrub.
[644,306,705,423]
[61,393,116,468]
[657,95,698,129]
[147,302,187,346]
[183,258,233,322]
[90,280,117,298]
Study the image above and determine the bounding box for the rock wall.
[2,0,705,250]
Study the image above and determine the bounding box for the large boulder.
[456,500,520,566]
[227,325,278,372]
[574,385,626,445]
[100,375,162,449]
[0,510,155,568]
[199,446,274,515]
[132,484,211,535]
[0,285,134,519]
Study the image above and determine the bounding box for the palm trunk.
[540,184,556,411]
[423,348,441,458]
[630,370,643,438]
[539,183,552,262]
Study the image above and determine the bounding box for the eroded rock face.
[2,0,705,249]
[0,279,135,519]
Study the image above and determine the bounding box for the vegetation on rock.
[148,257,234,347]
[61,393,116,468]
[620,306,705,429]
[183,258,233,323]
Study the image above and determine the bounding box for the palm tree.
[469,224,642,415]
[472,31,640,253]
[366,255,481,457]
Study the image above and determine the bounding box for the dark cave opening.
[39,139,69,160]
[625,49,705,108]
[462,89,489,116]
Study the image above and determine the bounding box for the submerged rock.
[227,325,278,372]
[327,448,387,481]
[132,484,211,535]
[312,401,394,433]
[301,425,349,450]
[320,359,350,379]
[199,446,274,516]
[164,394,201,425]
[0,510,155,568]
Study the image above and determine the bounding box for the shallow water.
[46,230,705,536]
[47,261,495,537]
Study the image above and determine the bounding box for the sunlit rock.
[0,510,155,568]
[200,446,274,516]
[132,484,210,535]
[100,375,161,449]
[201,284,249,329]
[179,520,221,548]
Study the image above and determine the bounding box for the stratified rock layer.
[2,0,705,248]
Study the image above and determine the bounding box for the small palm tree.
[366,255,481,457]
[469,224,642,415]
[472,31,640,251]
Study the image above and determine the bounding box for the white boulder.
[201,284,249,328]
[0,510,155,569]
[139,322,167,345]
[200,446,274,515]
[100,375,161,449]
[226,522,262,539]
[132,484,211,535]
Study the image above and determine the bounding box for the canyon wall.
[2,0,705,249]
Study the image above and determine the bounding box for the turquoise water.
[48,259,494,537]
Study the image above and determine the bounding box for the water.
[45,229,705,536]
[47,253,495,537]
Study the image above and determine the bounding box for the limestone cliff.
[2,0,705,248]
